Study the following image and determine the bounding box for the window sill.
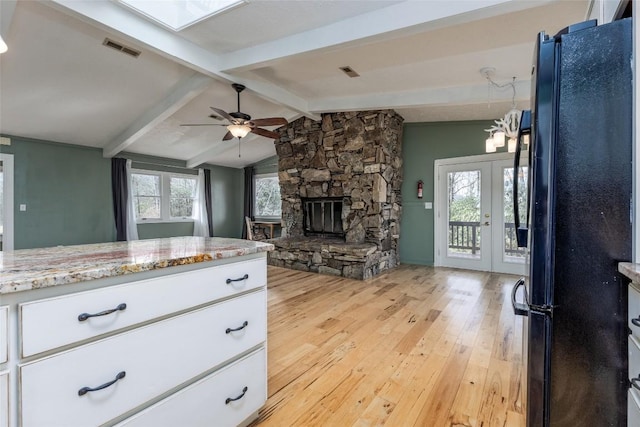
[136,219,195,224]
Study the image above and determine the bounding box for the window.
[132,170,197,222]
[254,173,281,219]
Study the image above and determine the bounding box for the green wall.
[252,155,278,175]
[0,135,116,249]
[1,135,244,249]
[399,121,490,265]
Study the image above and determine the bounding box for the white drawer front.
[20,289,266,427]
[118,348,266,427]
[630,284,640,340]
[630,389,640,427]
[0,371,8,427]
[20,257,266,357]
[0,306,6,364]
[631,335,640,384]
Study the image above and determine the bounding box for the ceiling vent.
[339,66,360,78]
[102,38,141,58]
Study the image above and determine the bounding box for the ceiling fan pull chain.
[238,137,241,158]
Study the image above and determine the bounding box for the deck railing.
[448,221,524,256]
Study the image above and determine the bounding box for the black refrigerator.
[511,18,633,426]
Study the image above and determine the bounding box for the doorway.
[0,153,14,251]
[434,153,527,274]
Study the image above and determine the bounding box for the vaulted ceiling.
[0,0,590,168]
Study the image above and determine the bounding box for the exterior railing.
[448,221,525,256]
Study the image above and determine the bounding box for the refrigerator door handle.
[513,110,532,248]
[511,278,529,316]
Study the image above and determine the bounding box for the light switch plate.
[19,204,26,211]
[0,137,10,146]
[424,202,433,209]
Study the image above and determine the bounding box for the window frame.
[131,169,198,223]
[253,172,282,221]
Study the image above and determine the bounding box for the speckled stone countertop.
[0,236,273,295]
[620,262,640,283]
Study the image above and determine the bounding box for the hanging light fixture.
[0,35,8,54]
[227,124,251,138]
[481,68,526,153]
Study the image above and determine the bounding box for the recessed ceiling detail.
[102,38,141,58]
[118,0,245,31]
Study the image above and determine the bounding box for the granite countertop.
[0,236,273,295]
[619,262,640,283]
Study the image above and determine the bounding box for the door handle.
[511,278,529,317]
[484,221,490,226]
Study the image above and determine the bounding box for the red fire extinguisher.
[417,180,423,199]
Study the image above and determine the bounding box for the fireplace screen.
[302,197,344,237]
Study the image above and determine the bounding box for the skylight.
[118,0,245,31]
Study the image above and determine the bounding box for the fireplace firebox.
[302,197,344,238]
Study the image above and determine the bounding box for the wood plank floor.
[252,264,526,427]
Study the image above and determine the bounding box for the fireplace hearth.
[268,110,403,280]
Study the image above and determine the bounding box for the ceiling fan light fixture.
[227,124,251,138]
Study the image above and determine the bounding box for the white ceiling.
[0,0,590,168]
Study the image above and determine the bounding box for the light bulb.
[486,137,496,153]
[227,124,251,138]
[492,130,505,147]
[508,138,517,153]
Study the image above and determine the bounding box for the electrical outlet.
[424,202,433,209]
[19,204,26,211]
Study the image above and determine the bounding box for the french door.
[435,154,527,274]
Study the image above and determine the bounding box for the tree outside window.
[254,173,281,218]
[131,170,197,222]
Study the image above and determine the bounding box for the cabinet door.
[0,371,8,427]
[20,290,266,427]
[630,389,640,427]
[0,306,7,364]
[117,348,266,427]
[630,284,640,341]
[20,257,266,356]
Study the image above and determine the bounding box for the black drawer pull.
[78,371,126,396]
[632,376,640,391]
[226,274,249,284]
[632,317,640,327]
[78,303,127,322]
[226,321,249,334]
[225,386,248,404]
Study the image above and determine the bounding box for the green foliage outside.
[255,176,281,217]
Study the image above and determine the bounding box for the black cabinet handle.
[78,303,127,321]
[226,321,249,334]
[225,386,248,404]
[226,274,249,284]
[632,376,640,391]
[632,317,640,328]
[511,278,529,317]
[78,371,126,396]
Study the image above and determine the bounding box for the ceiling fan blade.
[250,127,280,139]
[250,117,288,127]
[222,131,234,141]
[210,107,237,123]
[180,123,227,127]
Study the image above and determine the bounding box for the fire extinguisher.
[417,180,423,199]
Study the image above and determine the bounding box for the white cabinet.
[20,257,266,357]
[117,348,267,427]
[4,253,268,427]
[0,306,7,364]
[0,371,8,427]
[630,283,640,426]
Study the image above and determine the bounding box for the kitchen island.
[0,236,273,427]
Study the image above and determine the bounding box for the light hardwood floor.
[253,264,526,427]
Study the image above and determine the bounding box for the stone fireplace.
[268,110,403,280]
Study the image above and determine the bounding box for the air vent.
[102,38,141,58]
[339,66,360,78]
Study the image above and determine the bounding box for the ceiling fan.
[181,83,288,141]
